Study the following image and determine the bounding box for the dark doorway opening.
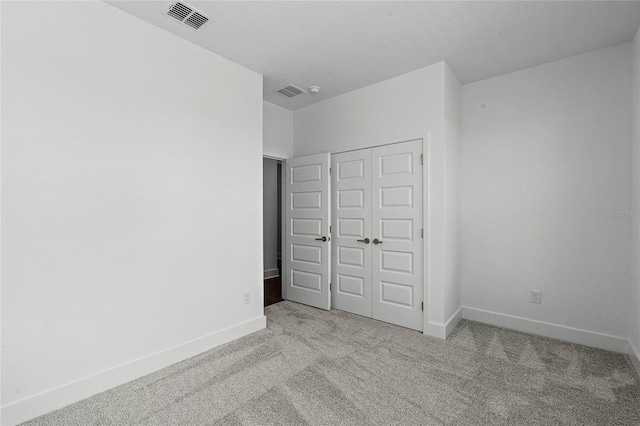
[263,158,283,307]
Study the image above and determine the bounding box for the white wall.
[630,22,640,370]
[444,65,462,328]
[263,158,279,278]
[294,62,461,337]
[264,101,293,159]
[460,43,633,351]
[1,2,265,424]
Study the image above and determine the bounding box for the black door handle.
[357,238,370,244]
[315,236,328,242]
[373,238,383,245]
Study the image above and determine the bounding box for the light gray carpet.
[24,301,640,425]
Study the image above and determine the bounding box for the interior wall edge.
[0,316,267,426]
[263,100,294,159]
[445,306,463,338]
[462,306,629,354]
[442,61,462,324]
[425,307,463,340]
[629,12,640,378]
[629,339,640,378]
[263,154,288,161]
[425,323,447,340]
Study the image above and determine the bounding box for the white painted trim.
[416,135,430,337]
[262,155,287,299]
[629,339,640,378]
[289,132,431,332]
[421,134,430,336]
[264,268,279,279]
[280,162,288,301]
[0,316,267,426]
[445,307,463,338]
[462,306,628,353]
[330,134,426,156]
[425,322,446,339]
[263,154,288,161]
[309,131,428,158]
[424,306,462,340]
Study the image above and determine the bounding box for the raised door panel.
[338,189,365,209]
[292,191,322,210]
[292,244,323,265]
[291,219,322,237]
[380,186,413,208]
[380,219,414,241]
[292,163,322,184]
[338,218,364,238]
[338,246,365,268]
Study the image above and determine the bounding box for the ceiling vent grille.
[184,12,209,30]
[276,85,306,99]
[167,2,192,21]
[166,2,211,31]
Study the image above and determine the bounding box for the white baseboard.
[1,316,267,426]
[264,269,279,280]
[629,339,640,378]
[462,306,628,354]
[445,307,463,338]
[425,322,446,339]
[424,307,463,340]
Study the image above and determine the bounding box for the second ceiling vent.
[276,85,307,99]
[166,2,211,31]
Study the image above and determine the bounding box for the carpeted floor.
[25,301,640,425]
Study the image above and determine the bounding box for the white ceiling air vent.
[166,2,211,31]
[276,85,307,99]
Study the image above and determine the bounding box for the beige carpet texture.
[24,301,640,425]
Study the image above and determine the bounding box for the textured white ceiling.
[107,1,640,110]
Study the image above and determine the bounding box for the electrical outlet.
[530,290,542,304]
[243,291,251,305]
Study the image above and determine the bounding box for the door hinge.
[421,302,424,311]
[421,228,423,238]
[330,283,332,291]
[420,153,423,165]
[330,225,332,233]
[329,167,332,175]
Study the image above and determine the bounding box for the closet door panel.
[331,150,372,317]
[371,140,423,331]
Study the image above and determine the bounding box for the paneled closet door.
[331,150,372,317]
[371,140,423,331]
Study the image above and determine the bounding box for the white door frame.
[322,133,429,332]
[263,155,288,301]
[282,131,433,335]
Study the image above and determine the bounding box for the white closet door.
[371,140,423,331]
[285,153,332,310]
[331,150,372,317]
